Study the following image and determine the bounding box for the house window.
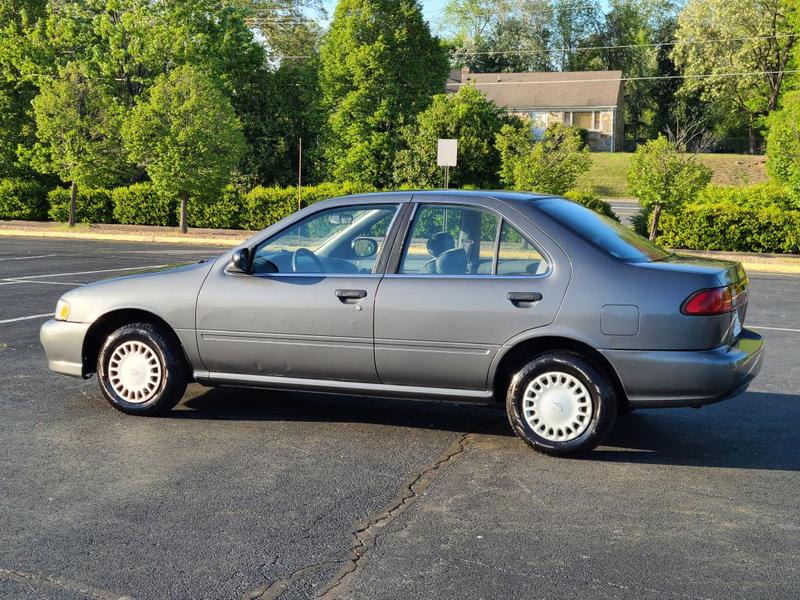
[530,112,548,139]
[572,111,593,130]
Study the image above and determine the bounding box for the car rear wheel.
[97,323,187,416]
[506,352,617,457]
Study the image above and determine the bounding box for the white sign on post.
[437,138,458,167]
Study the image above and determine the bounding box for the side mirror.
[351,237,378,258]
[228,248,251,273]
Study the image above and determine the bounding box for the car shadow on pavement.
[177,388,799,470]
[597,392,800,471]
[177,385,511,437]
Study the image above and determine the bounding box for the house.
[447,68,624,152]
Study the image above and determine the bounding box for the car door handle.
[335,289,368,301]
[507,291,542,305]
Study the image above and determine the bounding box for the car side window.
[399,204,498,275]
[251,204,398,275]
[497,221,548,275]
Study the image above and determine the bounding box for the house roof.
[446,70,623,110]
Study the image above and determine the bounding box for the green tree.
[29,62,127,226]
[766,91,800,199]
[496,121,592,195]
[123,65,246,233]
[627,135,711,240]
[237,61,325,188]
[0,0,46,176]
[319,0,449,188]
[671,0,797,153]
[393,85,518,188]
[444,0,556,72]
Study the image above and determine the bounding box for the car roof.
[335,189,556,204]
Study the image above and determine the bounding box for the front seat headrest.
[426,231,455,258]
[436,248,468,275]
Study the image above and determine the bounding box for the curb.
[0,228,243,247]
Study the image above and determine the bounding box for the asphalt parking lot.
[1,236,799,600]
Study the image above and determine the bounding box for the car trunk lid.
[638,254,749,345]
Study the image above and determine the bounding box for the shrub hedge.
[0,178,49,220]
[242,182,376,230]
[657,203,800,254]
[48,187,114,223]
[112,183,176,226]
[186,185,244,229]
[563,188,619,221]
[695,182,800,211]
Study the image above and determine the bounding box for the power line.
[447,69,800,85]
[279,32,797,60]
[453,33,797,56]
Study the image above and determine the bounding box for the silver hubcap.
[523,371,593,442]
[108,341,162,404]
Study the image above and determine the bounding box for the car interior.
[250,203,547,277]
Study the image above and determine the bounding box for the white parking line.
[0,313,52,325]
[8,264,168,280]
[750,325,800,333]
[0,254,58,261]
[0,279,83,286]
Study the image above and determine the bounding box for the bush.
[627,136,711,239]
[657,203,800,254]
[393,86,514,189]
[563,189,619,221]
[112,183,176,226]
[243,182,375,230]
[695,182,800,211]
[0,179,49,220]
[48,187,113,223]
[496,122,591,195]
[186,185,244,229]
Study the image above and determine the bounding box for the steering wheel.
[291,247,324,273]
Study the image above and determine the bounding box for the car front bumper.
[600,328,764,409]
[40,319,91,378]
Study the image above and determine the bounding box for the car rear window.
[536,198,672,263]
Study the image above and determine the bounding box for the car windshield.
[537,198,672,263]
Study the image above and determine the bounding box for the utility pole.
[297,138,302,211]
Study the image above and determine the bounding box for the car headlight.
[54,298,71,321]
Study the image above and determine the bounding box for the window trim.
[389,202,552,279]
[243,202,403,278]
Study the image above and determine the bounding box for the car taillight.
[682,286,733,316]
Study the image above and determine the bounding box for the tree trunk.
[747,124,756,155]
[69,181,77,227]
[179,195,188,234]
[649,204,662,242]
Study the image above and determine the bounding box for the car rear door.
[196,199,407,383]
[373,195,570,391]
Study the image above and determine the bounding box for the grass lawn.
[575,153,769,198]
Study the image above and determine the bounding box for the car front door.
[196,201,404,383]
[373,197,570,391]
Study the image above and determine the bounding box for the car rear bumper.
[600,328,764,409]
[40,319,91,378]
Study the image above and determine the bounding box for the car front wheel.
[506,352,617,457]
[97,322,187,416]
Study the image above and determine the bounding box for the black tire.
[97,322,187,416]
[506,352,617,457]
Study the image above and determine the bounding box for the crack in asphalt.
[0,568,131,600]
[242,432,473,600]
[244,558,347,600]
[317,432,473,599]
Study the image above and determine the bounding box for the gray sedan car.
[41,191,764,456]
